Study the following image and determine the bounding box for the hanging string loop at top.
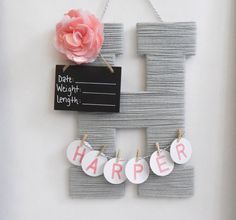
[100,0,163,22]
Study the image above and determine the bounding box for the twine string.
[82,128,184,160]
[99,53,115,73]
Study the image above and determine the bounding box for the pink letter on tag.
[86,157,98,174]
[112,163,123,179]
[156,155,169,173]
[73,146,86,163]
[176,143,187,161]
[134,164,143,180]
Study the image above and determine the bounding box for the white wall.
[0,0,236,219]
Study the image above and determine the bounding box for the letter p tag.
[125,158,150,184]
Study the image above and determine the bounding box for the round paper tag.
[81,150,108,177]
[125,158,150,184]
[150,150,174,176]
[170,138,192,164]
[66,140,92,166]
[103,158,127,184]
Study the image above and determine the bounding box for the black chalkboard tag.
[54,65,121,112]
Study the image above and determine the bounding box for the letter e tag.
[150,150,174,176]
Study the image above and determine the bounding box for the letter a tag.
[81,150,108,177]
[103,158,126,184]
[170,138,192,164]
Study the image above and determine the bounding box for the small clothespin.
[81,133,88,143]
[155,142,161,156]
[79,133,88,147]
[116,149,121,163]
[97,144,107,157]
[177,128,184,142]
[136,148,141,162]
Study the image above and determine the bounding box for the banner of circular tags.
[66,136,192,185]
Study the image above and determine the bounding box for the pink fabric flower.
[55,9,104,64]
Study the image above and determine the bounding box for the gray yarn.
[69,166,125,199]
[101,23,124,55]
[137,22,196,56]
[138,165,194,198]
[69,22,196,198]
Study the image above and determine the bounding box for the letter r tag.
[103,158,126,184]
[170,138,192,164]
